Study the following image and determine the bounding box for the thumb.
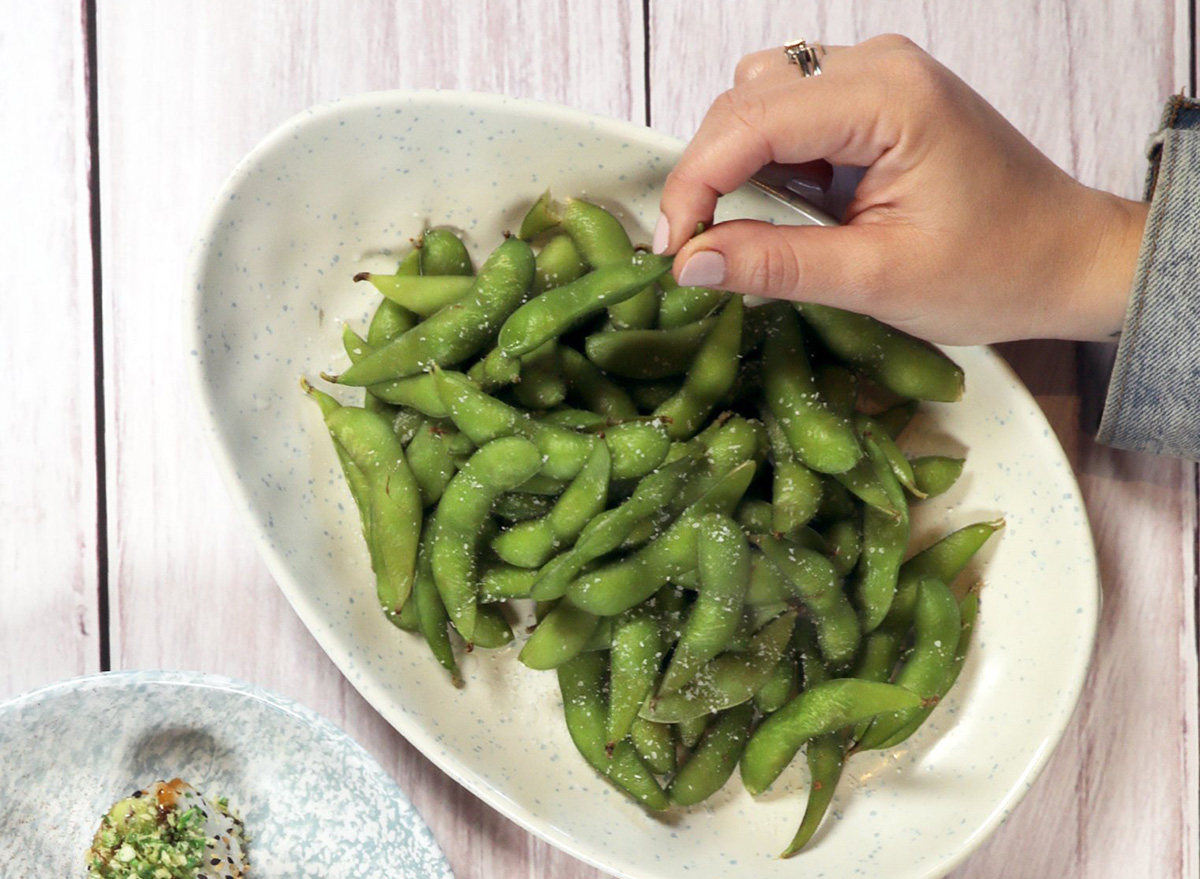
[673,219,898,314]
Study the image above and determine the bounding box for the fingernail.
[652,212,670,254]
[677,250,725,287]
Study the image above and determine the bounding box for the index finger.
[656,42,906,255]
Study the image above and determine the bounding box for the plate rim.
[182,88,1101,879]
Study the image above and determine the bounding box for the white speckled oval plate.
[184,91,1099,879]
[0,671,452,878]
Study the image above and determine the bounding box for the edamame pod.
[431,436,542,641]
[561,198,659,329]
[763,308,862,474]
[667,703,754,806]
[421,227,473,276]
[359,274,474,316]
[797,303,965,402]
[584,318,715,380]
[910,455,966,498]
[335,237,535,385]
[852,435,910,633]
[659,514,750,693]
[533,233,587,294]
[498,253,672,358]
[608,608,666,745]
[639,611,797,723]
[559,346,639,420]
[780,734,846,856]
[739,679,922,796]
[653,297,743,440]
[519,599,599,670]
[557,652,669,810]
[492,443,611,568]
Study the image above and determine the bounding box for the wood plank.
[649,2,1198,877]
[96,2,640,877]
[0,1,99,699]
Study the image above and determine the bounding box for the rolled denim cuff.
[1097,95,1200,457]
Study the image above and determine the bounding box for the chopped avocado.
[85,779,248,879]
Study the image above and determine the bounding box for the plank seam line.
[84,0,110,672]
[642,0,651,126]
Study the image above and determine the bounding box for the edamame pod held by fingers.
[797,303,965,402]
[739,679,922,796]
[431,436,542,641]
[334,237,535,385]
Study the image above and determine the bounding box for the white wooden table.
[3,2,1197,876]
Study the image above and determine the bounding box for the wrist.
[1058,189,1148,342]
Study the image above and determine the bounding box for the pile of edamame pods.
[305,193,1002,857]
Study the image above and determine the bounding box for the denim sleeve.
[1097,95,1200,457]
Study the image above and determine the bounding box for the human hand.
[653,35,1148,345]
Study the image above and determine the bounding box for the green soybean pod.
[654,297,744,440]
[852,435,910,633]
[873,399,919,440]
[467,345,522,392]
[405,421,459,507]
[854,577,960,751]
[859,414,924,498]
[559,346,639,420]
[560,198,659,329]
[659,514,750,693]
[518,600,600,670]
[324,406,423,619]
[762,308,862,474]
[557,652,669,810]
[513,341,567,410]
[433,368,594,481]
[639,611,797,724]
[431,436,542,641]
[498,253,672,358]
[821,517,863,579]
[754,535,861,670]
[334,237,535,386]
[492,443,611,568]
[604,420,672,480]
[910,455,966,498]
[608,607,666,745]
[492,492,555,522]
[421,227,474,276]
[745,548,793,606]
[658,277,730,329]
[531,449,701,601]
[341,318,448,419]
[667,703,755,806]
[413,515,461,686]
[359,274,474,316]
[739,679,922,796]
[533,233,588,294]
[537,407,608,431]
[753,648,800,714]
[584,318,715,380]
[763,409,824,534]
[797,303,965,402]
[518,190,561,241]
[471,603,515,649]
[736,499,775,535]
[478,564,538,602]
[628,379,681,412]
[566,461,756,616]
[676,715,710,751]
[780,734,846,856]
[872,589,980,749]
[631,717,676,775]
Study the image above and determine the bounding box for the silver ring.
[784,39,824,77]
